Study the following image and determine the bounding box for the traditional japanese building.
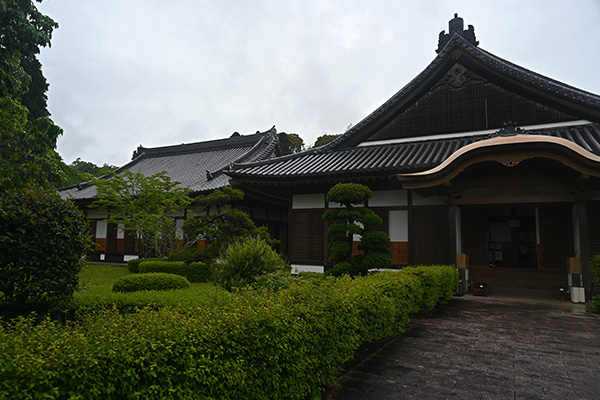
[59,128,284,262]
[228,15,600,298]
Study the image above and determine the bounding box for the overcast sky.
[38,0,600,167]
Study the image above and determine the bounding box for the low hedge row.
[0,265,457,400]
[112,273,191,293]
[139,261,212,283]
[127,257,160,273]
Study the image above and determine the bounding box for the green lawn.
[78,263,131,294]
[72,262,230,311]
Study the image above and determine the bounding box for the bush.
[166,246,219,264]
[112,273,190,293]
[588,254,600,312]
[214,236,290,291]
[325,261,353,277]
[254,270,296,292]
[590,254,600,288]
[402,265,458,312]
[127,257,160,273]
[0,265,457,399]
[0,189,88,314]
[139,261,212,282]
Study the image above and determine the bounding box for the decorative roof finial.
[436,13,479,54]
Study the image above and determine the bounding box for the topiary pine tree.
[322,183,391,276]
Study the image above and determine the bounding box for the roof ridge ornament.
[436,13,479,54]
[495,121,524,137]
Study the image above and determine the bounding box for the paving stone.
[322,294,600,400]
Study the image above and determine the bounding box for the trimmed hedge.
[139,261,212,283]
[0,265,457,400]
[112,273,191,293]
[402,265,458,312]
[127,257,160,273]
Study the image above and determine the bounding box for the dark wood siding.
[588,202,600,257]
[368,79,576,142]
[461,206,489,267]
[124,229,136,254]
[105,222,118,252]
[538,205,573,269]
[411,205,450,264]
[290,209,325,264]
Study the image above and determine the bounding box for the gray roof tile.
[59,128,279,200]
[228,123,600,181]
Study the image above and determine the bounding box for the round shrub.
[139,261,212,282]
[214,236,290,291]
[112,273,190,293]
[0,189,88,313]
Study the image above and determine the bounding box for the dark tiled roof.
[228,123,600,181]
[59,128,279,200]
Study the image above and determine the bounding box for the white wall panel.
[293,194,325,209]
[95,220,107,239]
[370,190,407,207]
[389,210,408,241]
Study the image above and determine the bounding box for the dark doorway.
[488,206,537,268]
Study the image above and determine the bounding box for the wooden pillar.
[575,202,591,297]
[449,204,458,262]
[407,191,414,265]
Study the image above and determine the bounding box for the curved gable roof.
[322,32,600,150]
[228,16,600,184]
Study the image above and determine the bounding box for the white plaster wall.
[328,201,364,208]
[95,220,107,239]
[369,190,408,207]
[353,221,364,242]
[389,210,408,241]
[291,264,325,274]
[176,218,184,240]
[293,194,324,209]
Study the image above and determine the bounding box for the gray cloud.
[38,0,600,166]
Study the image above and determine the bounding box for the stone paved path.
[323,294,600,399]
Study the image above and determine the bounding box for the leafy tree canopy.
[278,132,304,155]
[313,134,340,148]
[92,171,193,258]
[182,186,277,254]
[0,0,64,191]
[62,158,118,186]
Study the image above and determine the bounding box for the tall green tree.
[92,171,193,258]
[313,134,340,148]
[62,158,118,186]
[182,186,276,254]
[0,0,64,191]
[278,132,304,155]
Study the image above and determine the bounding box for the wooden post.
[457,253,469,269]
